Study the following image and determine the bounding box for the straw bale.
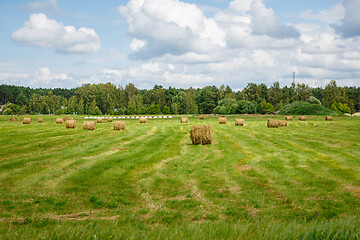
[139,117,148,123]
[325,116,333,121]
[190,125,212,145]
[279,120,288,127]
[63,117,74,121]
[83,121,96,130]
[285,116,292,121]
[66,120,77,129]
[267,119,279,128]
[56,118,63,124]
[235,118,244,126]
[23,118,32,124]
[114,121,126,130]
[97,118,103,123]
[219,117,227,124]
[107,117,113,122]
[10,117,19,121]
[37,118,44,123]
[181,117,188,123]
[299,116,306,121]
[200,115,205,120]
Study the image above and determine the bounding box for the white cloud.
[32,67,73,86]
[118,0,226,59]
[12,13,101,54]
[331,0,360,38]
[300,3,344,24]
[25,0,60,13]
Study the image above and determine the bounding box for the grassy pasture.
[0,115,359,239]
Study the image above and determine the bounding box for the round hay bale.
[190,125,212,145]
[66,120,77,129]
[267,119,279,128]
[199,115,205,120]
[299,116,306,121]
[114,121,126,130]
[219,117,227,124]
[139,117,148,123]
[325,116,333,121]
[10,117,19,121]
[279,120,287,127]
[285,116,292,121]
[107,117,113,122]
[22,118,32,124]
[38,118,44,123]
[56,118,64,124]
[63,117,74,121]
[235,118,244,126]
[83,121,96,130]
[181,117,188,123]
[97,118,103,123]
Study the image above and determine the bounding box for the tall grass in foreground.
[0,115,359,239]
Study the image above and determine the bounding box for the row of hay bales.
[83,121,126,130]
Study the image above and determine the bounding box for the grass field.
[0,115,359,239]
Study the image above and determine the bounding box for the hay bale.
[267,119,279,128]
[139,117,148,123]
[279,120,288,127]
[285,116,292,121]
[38,118,44,123]
[299,116,306,121]
[97,118,103,123]
[23,118,32,124]
[219,117,227,124]
[10,117,19,121]
[63,117,74,121]
[114,121,126,130]
[83,121,96,130]
[66,120,77,129]
[199,115,205,120]
[181,117,188,123]
[190,125,212,145]
[107,117,113,122]
[325,116,333,121]
[56,118,64,124]
[235,118,244,126]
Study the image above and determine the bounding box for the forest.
[0,80,359,115]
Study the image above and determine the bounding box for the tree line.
[1,80,359,115]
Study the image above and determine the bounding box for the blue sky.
[0,0,359,90]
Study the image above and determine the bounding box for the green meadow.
[0,115,359,239]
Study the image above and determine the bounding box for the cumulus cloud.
[331,0,360,38]
[118,0,226,59]
[12,13,101,54]
[32,67,72,86]
[25,0,60,13]
[300,3,344,24]
[250,0,300,39]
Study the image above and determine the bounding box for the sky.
[0,0,359,90]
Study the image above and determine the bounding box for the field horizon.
[0,114,359,239]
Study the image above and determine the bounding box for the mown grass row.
[0,115,359,239]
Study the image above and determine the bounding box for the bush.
[279,101,336,115]
[308,96,322,105]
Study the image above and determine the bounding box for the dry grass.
[190,125,212,145]
[181,117,188,123]
[267,119,279,128]
[66,120,77,129]
[22,118,32,124]
[56,118,64,124]
[139,117,148,123]
[299,116,306,121]
[114,121,125,130]
[83,121,96,130]
[235,118,244,126]
[219,117,227,124]
[278,120,288,127]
